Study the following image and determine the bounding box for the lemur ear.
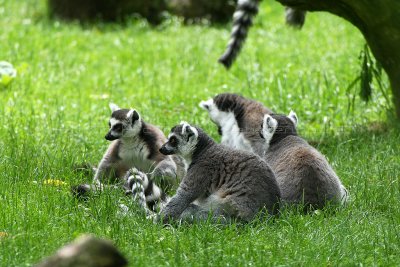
[180,121,198,141]
[185,126,197,141]
[263,114,278,134]
[199,99,213,111]
[109,103,120,112]
[288,110,298,127]
[185,125,193,136]
[127,109,140,124]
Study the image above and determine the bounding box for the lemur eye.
[169,136,178,147]
[113,124,123,132]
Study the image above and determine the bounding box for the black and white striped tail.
[285,7,306,28]
[127,169,169,215]
[218,0,260,69]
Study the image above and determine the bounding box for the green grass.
[1,0,399,266]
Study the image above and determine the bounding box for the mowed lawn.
[1,0,399,266]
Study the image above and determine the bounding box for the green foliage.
[0,0,399,266]
[359,44,373,102]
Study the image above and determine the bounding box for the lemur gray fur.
[200,94,348,210]
[219,0,306,68]
[260,113,349,209]
[154,122,281,223]
[199,93,273,157]
[72,103,185,211]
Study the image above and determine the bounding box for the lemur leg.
[71,180,118,199]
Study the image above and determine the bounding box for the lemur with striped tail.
[219,0,306,68]
[72,103,185,211]
[152,122,281,223]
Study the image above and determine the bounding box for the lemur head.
[105,103,142,141]
[261,111,298,147]
[159,122,200,158]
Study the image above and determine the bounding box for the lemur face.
[160,122,198,157]
[105,103,141,141]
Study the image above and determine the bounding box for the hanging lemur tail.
[218,0,260,69]
[285,7,306,28]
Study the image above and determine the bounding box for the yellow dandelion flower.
[43,179,68,186]
[0,232,8,238]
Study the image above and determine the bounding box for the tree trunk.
[276,0,400,119]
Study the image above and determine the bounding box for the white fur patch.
[194,193,224,211]
[262,114,278,152]
[146,185,162,202]
[201,100,253,152]
[180,121,190,134]
[126,109,134,119]
[179,121,198,139]
[109,118,119,127]
[109,118,121,136]
[118,137,151,171]
[238,0,250,5]
[199,99,213,111]
[233,10,245,20]
[288,110,298,126]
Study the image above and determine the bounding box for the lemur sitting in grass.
[72,103,185,211]
[134,122,281,223]
[200,93,348,211]
[260,112,349,210]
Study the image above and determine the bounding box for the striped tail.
[127,169,169,215]
[218,0,260,68]
[285,7,306,28]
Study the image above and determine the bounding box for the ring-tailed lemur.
[260,112,349,209]
[199,93,272,157]
[218,0,306,68]
[200,94,348,210]
[152,122,281,224]
[72,103,185,211]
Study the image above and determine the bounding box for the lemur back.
[261,114,348,209]
[155,122,281,223]
[201,94,348,210]
[200,93,272,157]
[219,0,306,68]
[72,104,185,211]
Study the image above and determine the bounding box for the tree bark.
[276,0,400,119]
